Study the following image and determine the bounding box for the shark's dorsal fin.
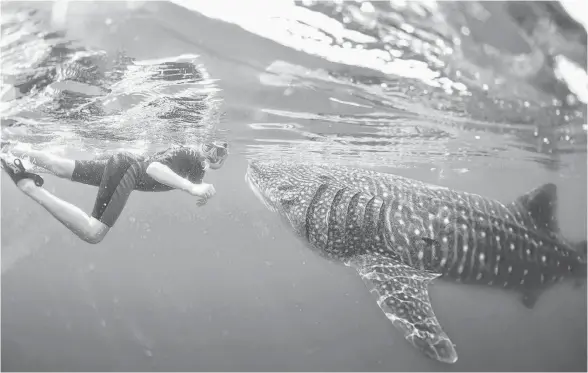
[348,254,457,364]
[510,183,559,234]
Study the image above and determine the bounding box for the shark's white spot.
[479,253,485,262]
[442,237,448,243]
[481,231,486,238]
[510,243,515,251]
[495,236,500,242]
[462,224,467,230]
[508,266,512,273]
[476,272,483,280]
[414,229,420,235]
[463,244,469,252]
[443,218,450,225]
[458,264,464,274]
[508,227,513,233]
[526,249,531,256]
[523,269,528,276]
[399,219,405,226]
[541,255,546,263]
[494,265,499,275]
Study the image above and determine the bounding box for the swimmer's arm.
[145,162,197,193]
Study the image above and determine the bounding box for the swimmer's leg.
[5,144,108,185]
[6,153,141,244]
[6,145,77,179]
[13,179,110,244]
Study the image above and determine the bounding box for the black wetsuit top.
[138,147,206,191]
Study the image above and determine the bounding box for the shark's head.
[246,160,321,236]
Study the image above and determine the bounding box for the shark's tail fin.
[573,240,587,287]
[574,240,587,262]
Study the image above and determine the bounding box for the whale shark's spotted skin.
[246,161,587,364]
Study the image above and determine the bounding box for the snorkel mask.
[202,141,229,170]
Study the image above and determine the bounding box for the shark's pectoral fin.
[347,254,458,364]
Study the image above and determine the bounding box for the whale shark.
[245,160,587,364]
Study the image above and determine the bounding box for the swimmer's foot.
[1,157,44,187]
[1,140,13,152]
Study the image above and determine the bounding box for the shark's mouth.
[245,166,276,213]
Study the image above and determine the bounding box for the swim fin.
[1,158,44,187]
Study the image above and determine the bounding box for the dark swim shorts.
[71,147,205,228]
[71,153,143,228]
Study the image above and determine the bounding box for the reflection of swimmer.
[1,141,228,244]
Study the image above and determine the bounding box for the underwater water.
[1,1,587,371]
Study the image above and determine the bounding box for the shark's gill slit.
[376,198,390,256]
[327,187,347,254]
[361,195,378,253]
[345,191,364,257]
[305,183,330,243]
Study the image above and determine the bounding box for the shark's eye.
[277,184,294,191]
[281,197,296,209]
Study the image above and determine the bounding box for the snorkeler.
[1,141,228,244]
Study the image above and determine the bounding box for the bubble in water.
[360,2,375,13]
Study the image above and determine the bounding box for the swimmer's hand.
[189,183,216,205]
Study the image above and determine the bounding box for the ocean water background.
[1,1,587,371]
